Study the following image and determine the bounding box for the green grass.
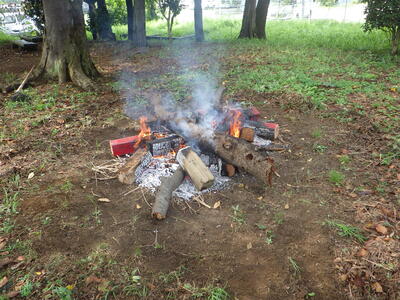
[328,170,345,185]
[288,257,301,276]
[0,31,17,44]
[325,220,367,243]
[230,205,246,225]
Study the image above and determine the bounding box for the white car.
[0,13,38,35]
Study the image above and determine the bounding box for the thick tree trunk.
[35,0,99,90]
[255,0,270,39]
[391,28,400,56]
[194,0,204,42]
[133,0,147,47]
[126,0,134,41]
[96,0,116,41]
[239,0,257,38]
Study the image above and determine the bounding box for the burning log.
[240,127,255,142]
[244,121,279,140]
[146,135,184,156]
[118,148,148,184]
[176,147,215,191]
[152,166,185,220]
[214,133,274,185]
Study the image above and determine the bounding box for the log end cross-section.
[176,147,215,191]
[214,133,274,185]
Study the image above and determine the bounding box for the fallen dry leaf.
[6,291,19,298]
[356,248,368,257]
[339,274,347,282]
[27,172,35,179]
[16,256,24,262]
[0,241,6,250]
[213,201,221,209]
[0,276,8,289]
[375,224,388,235]
[247,242,252,249]
[349,192,357,198]
[284,204,289,209]
[371,282,383,293]
[136,204,141,209]
[85,275,103,285]
[98,198,110,203]
[0,258,13,268]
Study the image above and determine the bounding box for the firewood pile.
[109,90,285,220]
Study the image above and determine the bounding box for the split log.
[176,147,215,191]
[214,133,274,185]
[152,166,185,220]
[255,127,275,140]
[244,121,279,140]
[240,127,255,142]
[118,148,148,184]
[146,135,184,156]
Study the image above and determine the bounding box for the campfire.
[109,89,282,220]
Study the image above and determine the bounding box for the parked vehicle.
[0,13,38,35]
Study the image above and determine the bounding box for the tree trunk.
[126,0,134,41]
[87,0,98,40]
[391,27,400,56]
[239,0,257,38]
[255,0,270,39]
[96,0,116,41]
[133,0,147,47]
[194,0,204,42]
[35,0,99,90]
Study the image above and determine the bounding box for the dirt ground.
[0,41,399,300]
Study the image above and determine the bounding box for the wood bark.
[96,0,116,41]
[118,148,147,184]
[126,0,134,41]
[133,0,147,47]
[85,0,98,40]
[239,0,257,38]
[391,27,400,56]
[34,0,99,90]
[214,133,273,185]
[176,147,214,191]
[152,166,185,220]
[194,0,204,42]
[255,0,270,39]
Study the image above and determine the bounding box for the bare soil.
[0,41,398,300]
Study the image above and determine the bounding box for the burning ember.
[229,110,242,138]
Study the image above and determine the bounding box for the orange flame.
[133,116,151,150]
[229,110,242,138]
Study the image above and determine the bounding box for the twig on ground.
[193,195,211,209]
[122,186,140,196]
[141,188,152,208]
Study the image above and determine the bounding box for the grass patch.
[328,170,345,185]
[230,205,246,225]
[325,220,367,243]
[0,31,17,44]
